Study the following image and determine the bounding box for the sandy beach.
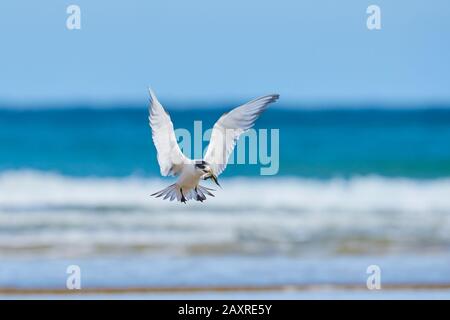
[2,284,450,299]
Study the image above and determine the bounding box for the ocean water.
[1,106,450,295]
[1,107,450,178]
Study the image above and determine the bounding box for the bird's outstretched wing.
[204,94,279,176]
[148,89,187,176]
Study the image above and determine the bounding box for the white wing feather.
[204,94,279,176]
[148,89,187,176]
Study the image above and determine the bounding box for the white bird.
[148,89,279,203]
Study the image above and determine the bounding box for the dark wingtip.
[268,94,280,103]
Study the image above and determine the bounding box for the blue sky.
[0,0,449,106]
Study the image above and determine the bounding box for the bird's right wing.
[204,94,279,176]
[148,89,187,176]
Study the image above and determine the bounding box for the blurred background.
[1,0,450,299]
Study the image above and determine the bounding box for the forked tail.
[151,184,215,203]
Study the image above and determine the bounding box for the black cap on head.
[195,160,208,169]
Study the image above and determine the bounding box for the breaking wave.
[1,170,450,257]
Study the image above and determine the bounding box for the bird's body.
[177,162,201,190]
[151,160,215,203]
[148,89,279,203]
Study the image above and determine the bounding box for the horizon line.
[1,98,450,111]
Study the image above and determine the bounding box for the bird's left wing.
[148,89,188,176]
[204,94,279,176]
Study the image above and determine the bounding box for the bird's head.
[195,160,221,187]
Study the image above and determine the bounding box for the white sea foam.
[1,170,450,258]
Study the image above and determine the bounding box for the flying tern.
[149,89,279,203]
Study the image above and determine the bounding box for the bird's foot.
[180,188,187,203]
[194,187,204,202]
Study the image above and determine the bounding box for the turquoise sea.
[2,107,450,177]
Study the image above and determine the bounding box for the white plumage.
[149,89,279,203]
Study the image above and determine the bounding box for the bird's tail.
[151,184,215,203]
[151,183,179,201]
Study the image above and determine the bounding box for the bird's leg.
[194,187,203,202]
[180,188,187,203]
